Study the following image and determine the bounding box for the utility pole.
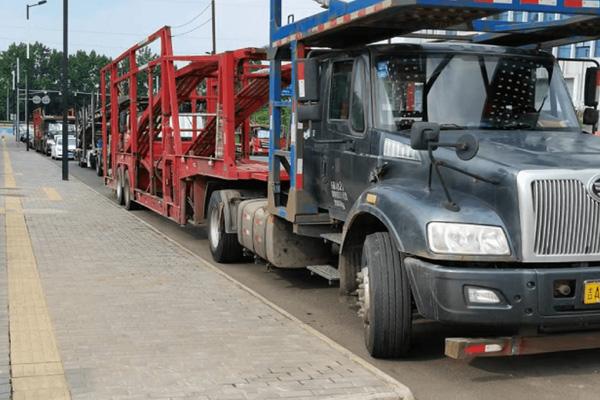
[211,0,216,54]
[15,58,20,142]
[6,86,9,121]
[62,0,69,180]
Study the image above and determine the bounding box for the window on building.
[543,13,555,22]
[513,12,524,22]
[558,45,571,59]
[575,46,590,58]
[528,12,539,22]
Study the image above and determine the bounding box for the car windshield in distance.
[374,53,580,132]
[48,123,76,134]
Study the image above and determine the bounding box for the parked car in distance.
[51,135,76,160]
[249,126,286,156]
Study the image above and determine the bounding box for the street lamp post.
[25,0,47,151]
[62,0,69,180]
[15,58,20,142]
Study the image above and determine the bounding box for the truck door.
[326,56,374,220]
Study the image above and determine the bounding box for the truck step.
[320,233,342,245]
[307,264,339,286]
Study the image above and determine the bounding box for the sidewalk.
[1,137,413,400]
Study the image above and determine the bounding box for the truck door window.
[351,59,366,133]
[329,61,353,120]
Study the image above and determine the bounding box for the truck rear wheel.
[207,191,243,263]
[359,232,412,358]
[116,169,125,206]
[123,173,136,211]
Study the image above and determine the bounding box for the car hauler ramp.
[100,27,291,225]
[267,0,600,221]
[474,15,600,47]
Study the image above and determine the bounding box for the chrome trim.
[518,170,600,262]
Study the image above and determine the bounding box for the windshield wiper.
[500,122,534,130]
[439,124,468,130]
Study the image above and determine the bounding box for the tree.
[0,42,111,120]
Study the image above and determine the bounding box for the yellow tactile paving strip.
[2,139,71,400]
[42,188,62,202]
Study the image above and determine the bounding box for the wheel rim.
[116,174,122,200]
[209,205,221,249]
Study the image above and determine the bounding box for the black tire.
[339,244,361,295]
[115,169,125,205]
[207,191,243,263]
[361,232,412,358]
[123,172,136,211]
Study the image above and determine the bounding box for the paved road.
[50,155,600,400]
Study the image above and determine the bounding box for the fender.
[217,190,242,234]
[341,178,516,262]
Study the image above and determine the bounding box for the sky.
[0,0,324,57]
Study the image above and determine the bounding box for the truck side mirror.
[410,122,440,150]
[584,67,599,108]
[297,57,321,122]
[298,58,320,102]
[583,108,599,127]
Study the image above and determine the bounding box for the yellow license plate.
[584,281,600,305]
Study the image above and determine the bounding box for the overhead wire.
[171,2,211,29]
[171,17,212,37]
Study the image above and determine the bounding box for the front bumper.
[405,257,600,331]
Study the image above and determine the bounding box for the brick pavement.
[0,141,10,399]
[1,138,413,400]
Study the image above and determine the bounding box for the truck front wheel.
[207,191,243,263]
[359,232,412,358]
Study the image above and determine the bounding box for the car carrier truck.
[101,0,600,359]
[33,108,76,155]
[75,101,102,170]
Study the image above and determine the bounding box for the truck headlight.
[427,222,510,255]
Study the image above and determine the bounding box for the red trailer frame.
[100,26,289,225]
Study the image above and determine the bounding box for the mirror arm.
[427,145,460,212]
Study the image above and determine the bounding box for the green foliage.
[251,105,291,133]
[0,42,111,120]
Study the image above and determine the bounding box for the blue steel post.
[269,0,282,207]
[288,40,297,191]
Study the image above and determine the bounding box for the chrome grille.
[532,179,600,256]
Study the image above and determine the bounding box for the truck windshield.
[374,53,580,132]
